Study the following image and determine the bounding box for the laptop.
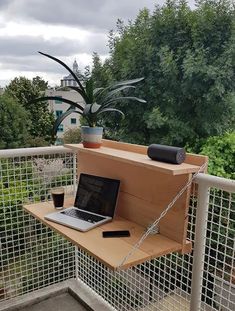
[45,173,120,232]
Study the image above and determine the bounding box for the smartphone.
[102,230,130,238]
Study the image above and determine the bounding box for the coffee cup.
[51,187,64,209]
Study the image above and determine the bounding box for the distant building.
[46,88,84,140]
[60,60,84,87]
[0,87,4,95]
[46,60,85,143]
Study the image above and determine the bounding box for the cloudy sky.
[0,0,195,87]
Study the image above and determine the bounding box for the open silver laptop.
[45,173,120,232]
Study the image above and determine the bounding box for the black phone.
[102,230,130,238]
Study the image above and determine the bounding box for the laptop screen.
[74,173,120,217]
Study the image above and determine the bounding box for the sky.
[0,0,195,87]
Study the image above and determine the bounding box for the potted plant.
[33,52,146,148]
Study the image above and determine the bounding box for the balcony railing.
[0,146,234,311]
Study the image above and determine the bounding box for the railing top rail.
[195,173,235,193]
[0,146,75,158]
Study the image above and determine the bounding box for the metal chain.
[118,161,208,268]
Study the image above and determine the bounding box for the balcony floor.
[0,279,112,311]
[20,292,87,311]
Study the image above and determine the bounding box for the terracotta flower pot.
[81,126,103,148]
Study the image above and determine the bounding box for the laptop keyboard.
[62,209,106,224]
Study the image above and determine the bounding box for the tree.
[5,77,55,144]
[32,76,48,91]
[91,53,112,88]
[92,0,235,147]
[0,95,30,149]
[200,131,235,179]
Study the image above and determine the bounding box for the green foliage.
[62,128,82,144]
[5,76,55,145]
[92,0,235,146]
[26,136,51,147]
[200,132,235,179]
[32,76,48,91]
[92,53,113,87]
[5,77,40,107]
[91,4,235,306]
[32,52,146,134]
[0,157,75,295]
[0,95,30,149]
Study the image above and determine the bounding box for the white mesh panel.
[0,151,76,300]
[75,183,234,311]
[1,151,234,311]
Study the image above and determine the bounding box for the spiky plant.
[32,52,146,136]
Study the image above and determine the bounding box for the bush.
[62,128,82,144]
[200,132,235,179]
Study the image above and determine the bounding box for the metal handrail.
[0,146,74,158]
[195,172,235,193]
[191,172,234,311]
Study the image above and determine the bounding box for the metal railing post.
[190,180,210,311]
[191,173,234,310]
[75,246,79,280]
[73,152,77,196]
[73,152,78,280]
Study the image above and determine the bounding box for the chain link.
[118,161,208,268]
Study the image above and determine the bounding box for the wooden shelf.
[65,140,207,253]
[23,198,191,271]
[65,143,202,176]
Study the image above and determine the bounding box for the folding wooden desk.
[24,140,207,270]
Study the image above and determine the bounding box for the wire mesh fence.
[0,147,234,310]
[201,188,234,311]
[0,149,76,300]
[76,183,235,311]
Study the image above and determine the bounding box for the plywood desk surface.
[65,144,202,176]
[23,198,188,270]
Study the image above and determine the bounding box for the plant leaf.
[38,51,85,93]
[93,87,104,97]
[85,79,94,103]
[102,96,146,109]
[83,104,92,116]
[110,77,145,89]
[31,96,84,111]
[91,103,101,114]
[96,77,144,100]
[65,86,90,104]
[100,85,136,103]
[97,108,125,118]
[53,108,82,136]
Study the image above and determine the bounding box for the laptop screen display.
[74,173,120,217]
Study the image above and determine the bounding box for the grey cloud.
[0,53,94,74]
[0,0,196,86]
[0,79,9,87]
[0,33,108,57]
[0,34,108,73]
[0,36,78,57]
[0,0,11,9]
[0,55,64,73]
[4,0,159,31]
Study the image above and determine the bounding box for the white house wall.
[46,89,84,138]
